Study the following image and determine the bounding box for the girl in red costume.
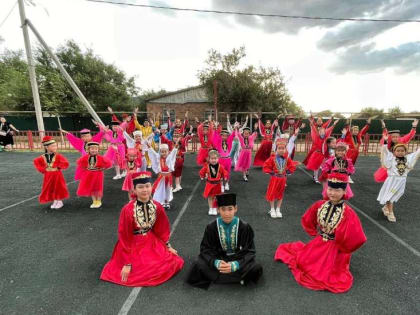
[76,142,112,208]
[263,138,297,219]
[122,148,142,200]
[33,136,70,209]
[275,172,367,293]
[341,117,371,165]
[172,127,193,193]
[100,171,184,287]
[199,150,228,216]
[195,116,214,166]
[253,114,278,166]
[304,118,339,183]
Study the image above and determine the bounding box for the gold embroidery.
[396,158,407,176]
[87,156,97,170]
[317,201,344,241]
[133,200,157,233]
[43,154,57,171]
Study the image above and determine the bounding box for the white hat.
[133,130,142,137]
[280,133,290,139]
[160,124,168,130]
[159,143,169,151]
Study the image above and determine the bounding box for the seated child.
[186,193,263,289]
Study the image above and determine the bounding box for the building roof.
[147,86,210,104]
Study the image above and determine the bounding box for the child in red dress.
[199,150,228,216]
[263,138,297,218]
[172,127,193,193]
[122,148,142,200]
[76,142,112,208]
[33,136,70,209]
[274,172,367,293]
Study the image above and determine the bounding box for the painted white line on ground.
[117,179,202,315]
[0,180,78,213]
[298,167,420,258]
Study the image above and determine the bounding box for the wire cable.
[86,0,420,23]
[0,1,18,30]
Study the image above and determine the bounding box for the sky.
[0,0,419,113]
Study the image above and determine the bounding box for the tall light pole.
[17,0,45,134]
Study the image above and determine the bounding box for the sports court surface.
[0,152,419,315]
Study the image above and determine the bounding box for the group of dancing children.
[33,111,419,225]
[31,111,419,294]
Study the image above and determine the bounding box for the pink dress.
[101,125,126,170]
[212,129,235,180]
[320,156,355,199]
[234,130,257,172]
[66,131,104,180]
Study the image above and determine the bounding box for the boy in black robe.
[186,193,263,289]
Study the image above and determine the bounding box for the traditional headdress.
[42,136,56,146]
[392,143,408,152]
[86,141,100,147]
[80,129,91,135]
[208,149,219,157]
[220,130,230,135]
[133,130,142,137]
[336,141,349,150]
[242,127,251,132]
[216,193,236,207]
[110,117,120,126]
[160,124,168,130]
[126,148,138,156]
[132,171,152,186]
[388,129,401,134]
[327,172,348,190]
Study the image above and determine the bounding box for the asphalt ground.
[0,152,419,315]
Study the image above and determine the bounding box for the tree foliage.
[198,47,304,116]
[387,106,402,119]
[358,107,385,119]
[0,40,139,113]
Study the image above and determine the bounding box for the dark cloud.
[329,42,420,74]
[209,0,420,74]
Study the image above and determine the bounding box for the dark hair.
[326,137,336,145]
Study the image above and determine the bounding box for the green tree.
[358,107,385,119]
[0,50,32,111]
[316,110,333,117]
[133,89,167,111]
[387,106,402,119]
[0,40,140,113]
[198,47,303,116]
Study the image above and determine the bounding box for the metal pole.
[17,0,45,135]
[213,80,218,122]
[25,19,104,125]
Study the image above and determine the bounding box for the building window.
[162,108,175,122]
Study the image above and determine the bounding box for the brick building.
[146,86,215,123]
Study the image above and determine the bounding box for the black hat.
[388,130,400,134]
[242,127,251,132]
[110,121,120,126]
[86,141,100,147]
[216,193,237,207]
[132,171,152,186]
[221,130,230,135]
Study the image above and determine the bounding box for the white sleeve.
[147,147,160,173]
[381,145,394,169]
[287,135,296,154]
[123,131,135,148]
[166,148,178,170]
[407,148,420,169]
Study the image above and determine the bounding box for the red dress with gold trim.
[263,153,297,201]
[275,200,367,293]
[253,120,276,166]
[33,153,70,203]
[196,123,214,166]
[173,135,191,177]
[100,199,184,286]
[76,154,112,197]
[343,124,370,165]
[199,163,228,198]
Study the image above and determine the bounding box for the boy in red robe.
[76,142,112,208]
[100,171,184,286]
[263,138,297,219]
[33,136,70,209]
[199,150,228,216]
[275,172,367,293]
